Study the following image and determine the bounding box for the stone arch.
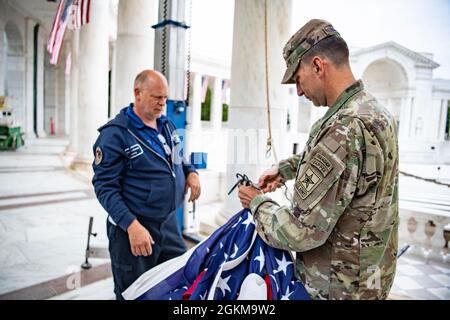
[362,58,409,129]
[3,21,25,127]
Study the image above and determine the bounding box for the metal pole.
[81,216,97,269]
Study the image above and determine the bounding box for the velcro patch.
[293,142,346,209]
[311,153,332,177]
[296,166,322,200]
[323,136,340,152]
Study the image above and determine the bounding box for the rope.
[264,0,278,163]
[161,0,168,76]
[185,0,193,104]
[399,171,450,188]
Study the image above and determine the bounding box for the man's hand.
[238,185,263,208]
[127,219,155,257]
[185,172,201,202]
[258,165,284,193]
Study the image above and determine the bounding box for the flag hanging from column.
[47,0,72,65]
[67,0,91,30]
[47,0,91,65]
[47,0,65,54]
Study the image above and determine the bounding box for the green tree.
[201,87,211,121]
[201,87,229,122]
[222,103,229,122]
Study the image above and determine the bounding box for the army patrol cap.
[281,19,340,84]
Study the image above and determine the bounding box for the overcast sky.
[190,0,450,79]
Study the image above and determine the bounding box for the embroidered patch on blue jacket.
[125,144,144,159]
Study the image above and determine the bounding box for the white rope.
[264,0,278,163]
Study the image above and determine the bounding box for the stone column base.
[62,151,94,182]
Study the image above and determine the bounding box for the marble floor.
[0,139,109,297]
[49,277,115,300]
[391,253,450,300]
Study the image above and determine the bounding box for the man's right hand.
[258,165,284,193]
[127,219,155,257]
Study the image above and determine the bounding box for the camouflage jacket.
[250,80,399,300]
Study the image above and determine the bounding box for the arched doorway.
[3,21,25,129]
[362,58,408,132]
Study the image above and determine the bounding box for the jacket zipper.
[127,129,176,178]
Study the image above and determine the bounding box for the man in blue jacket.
[92,70,201,299]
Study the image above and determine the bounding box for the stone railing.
[398,205,450,263]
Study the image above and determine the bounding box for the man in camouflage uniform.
[238,19,399,300]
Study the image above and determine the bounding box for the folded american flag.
[122,209,310,300]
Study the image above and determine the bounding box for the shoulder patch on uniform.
[296,166,323,200]
[323,136,340,152]
[95,147,103,165]
[311,153,332,177]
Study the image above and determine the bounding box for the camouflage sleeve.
[277,151,305,181]
[250,118,365,252]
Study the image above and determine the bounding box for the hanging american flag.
[122,209,310,300]
[47,0,90,65]
[47,0,73,65]
[47,0,64,54]
[67,0,91,30]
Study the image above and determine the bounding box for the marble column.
[437,99,448,141]
[113,0,158,115]
[399,96,410,139]
[216,0,293,224]
[55,44,69,135]
[58,44,69,136]
[414,70,433,141]
[210,77,223,131]
[68,30,80,155]
[36,27,46,138]
[188,72,202,132]
[0,23,4,97]
[64,63,70,136]
[74,0,109,165]
[110,41,117,118]
[406,96,415,138]
[62,42,71,136]
[24,18,36,138]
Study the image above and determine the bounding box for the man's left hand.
[185,172,201,202]
[238,185,263,208]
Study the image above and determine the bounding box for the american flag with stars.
[122,209,310,300]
